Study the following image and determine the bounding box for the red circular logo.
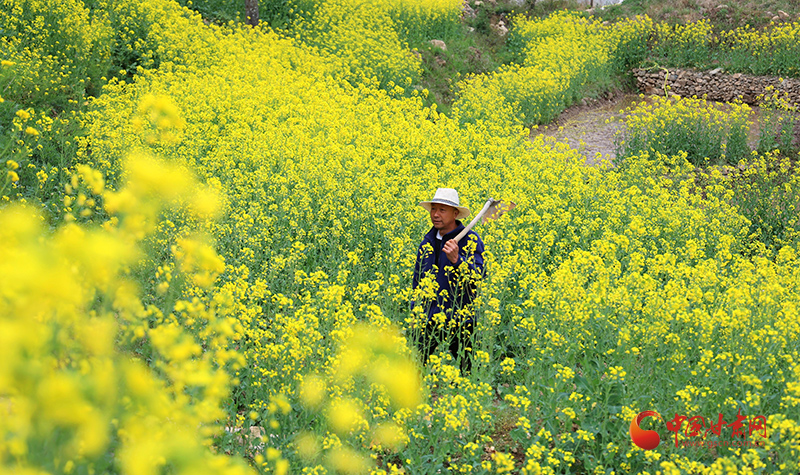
[630,411,663,450]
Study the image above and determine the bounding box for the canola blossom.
[2,0,800,473]
[614,95,752,166]
[0,153,252,474]
[454,13,654,128]
[643,16,800,76]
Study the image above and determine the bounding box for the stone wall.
[633,68,800,107]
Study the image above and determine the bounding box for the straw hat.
[419,188,471,220]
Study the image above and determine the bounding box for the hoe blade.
[482,200,516,223]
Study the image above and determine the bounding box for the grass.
[412,0,609,115]
[409,0,526,115]
[6,1,800,474]
[170,0,800,116]
[596,0,800,31]
[487,400,524,456]
[416,0,800,116]
[413,27,513,116]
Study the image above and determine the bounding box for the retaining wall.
[633,68,800,107]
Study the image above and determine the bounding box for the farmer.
[411,188,485,374]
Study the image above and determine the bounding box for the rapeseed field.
[1,0,800,473]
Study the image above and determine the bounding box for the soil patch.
[528,93,639,166]
[530,93,782,166]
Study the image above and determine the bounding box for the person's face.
[429,203,458,231]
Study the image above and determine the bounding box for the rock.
[632,67,800,108]
[709,68,723,75]
[778,10,789,20]
[469,46,482,60]
[508,0,525,6]
[773,15,781,22]
[492,22,508,36]
[462,3,476,19]
[430,39,447,51]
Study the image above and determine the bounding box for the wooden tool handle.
[452,199,493,243]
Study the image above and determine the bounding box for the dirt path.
[531,92,775,166]
[528,93,639,166]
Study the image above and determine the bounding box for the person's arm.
[445,235,484,276]
[443,239,460,265]
[448,235,484,312]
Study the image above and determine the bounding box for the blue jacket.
[411,220,485,323]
